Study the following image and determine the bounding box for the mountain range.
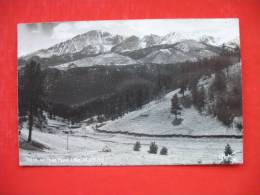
[18,30,240,70]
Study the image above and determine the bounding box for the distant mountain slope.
[141,34,161,48]
[111,36,141,53]
[25,30,123,59]
[54,53,138,70]
[139,40,219,64]
[111,34,162,53]
[140,48,194,64]
[37,39,222,70]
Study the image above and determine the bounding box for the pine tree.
[224,144,233,156]
[213,71,226,92]
[148,142,158,154]
[179,85,186,97]
[171,94,182,119]
[136,88,144,108]
[191,86,206,113]
[23,60,44,142]
[221,43,227,55]
[196,87,206,113]
[179,79,187,97]
[215,97,233,126]
[133,141,141,151]
[191,86,198,105]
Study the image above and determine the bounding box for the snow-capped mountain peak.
[160,32,186,45]
[28,30,124,58]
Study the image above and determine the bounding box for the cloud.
[51,23,76,40]
[25,22,58,35]
[50,19,239,40]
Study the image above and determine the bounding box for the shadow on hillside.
[19,134,50,151]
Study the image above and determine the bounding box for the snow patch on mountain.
[160,32,186,45]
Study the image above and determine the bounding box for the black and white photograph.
[18,19,243,166]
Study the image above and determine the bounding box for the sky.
[18,19,240,57]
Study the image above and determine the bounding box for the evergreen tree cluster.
[188,68,242,127]
[208,70,242,127]
[174,61,242,128]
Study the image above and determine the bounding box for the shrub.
[133,141,141,151]
[224,144,233,156]
[172,118,183,126]
[102,145,112,152]
[148,142,158,154]
[160,147,168,155]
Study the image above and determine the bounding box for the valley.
[19,89,243,166]
[18,27,242,165]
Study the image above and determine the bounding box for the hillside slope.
[99,89,242,136]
